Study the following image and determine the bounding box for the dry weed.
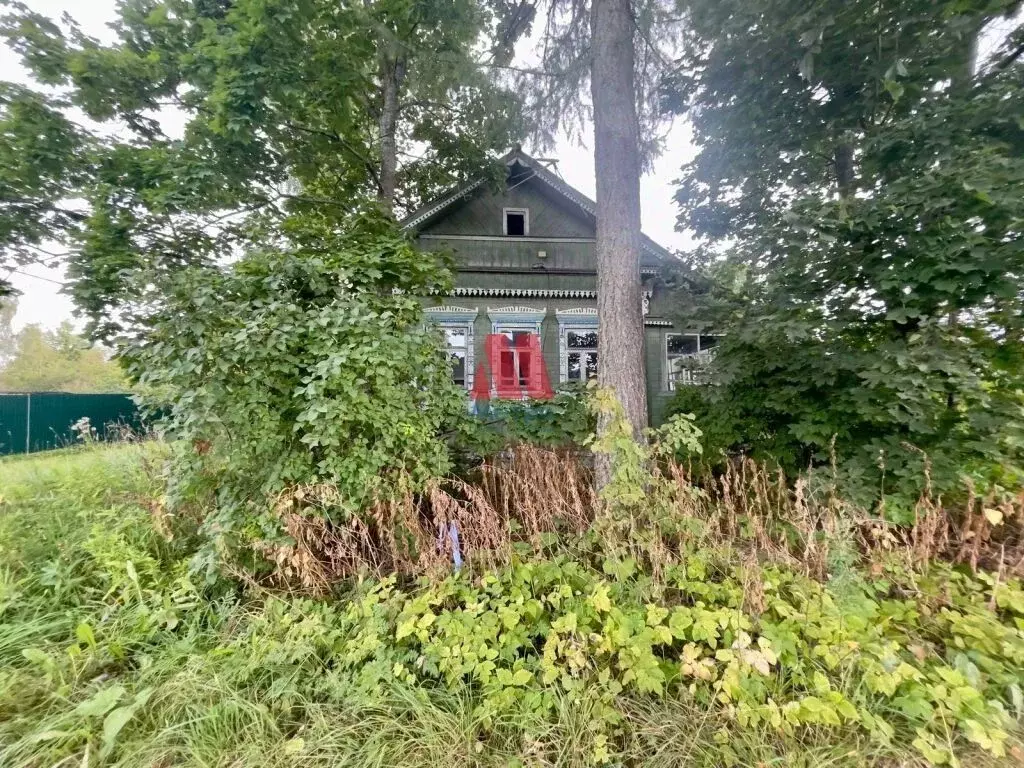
[253,444,1024,592]
[255,444,596,592]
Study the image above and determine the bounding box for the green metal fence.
[0,393,144,455]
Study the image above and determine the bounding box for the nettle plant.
[123,211,468,578]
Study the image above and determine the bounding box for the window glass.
[445,327,467,347]
[564,328,598,381]
[442,324,469,387]
[494,327,541,393]
[567,351,581,380]
[666,334,698,355]
[450,350,466,385]
[567,330,598,349]
[666,332,717,389]
[699,335,720,352]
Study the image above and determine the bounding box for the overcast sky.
[1,0,696,331]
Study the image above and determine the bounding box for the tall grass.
[1,444,1020,767]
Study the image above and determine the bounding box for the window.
[444,326,469,387]
[666,333,718,389]
[488,307,546,397]
[425,307,477,390]
[494,328,539,390]
[565,329,598,382]
[503,208,528,236]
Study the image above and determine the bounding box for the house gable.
[419,172,596,239]
[400,149,673,267]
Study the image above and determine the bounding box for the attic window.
[503,208,528,236]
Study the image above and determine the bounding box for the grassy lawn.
[0,444,1021,767]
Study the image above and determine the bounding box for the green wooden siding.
[421,179,595,238]
[419,237,599,273]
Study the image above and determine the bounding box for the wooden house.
[400,148,715,425]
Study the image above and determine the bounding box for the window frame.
[564,329,598,383]
[424,306,478,391]
[487,306,546,399]
[492,326,540,392]
[556,308,599,384]
[665,332,717,390]
[442,324,471,388]
[502,207,529,236]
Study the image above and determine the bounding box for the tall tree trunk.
[591,0,648,469]
[378,54,406,213]
[834,140,854,197]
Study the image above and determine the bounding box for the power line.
[6,269,67,286]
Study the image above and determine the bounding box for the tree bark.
[834,140,854,197]
[378,54,406,213]
[590,0,648,466]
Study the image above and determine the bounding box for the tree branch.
[996,39,1024,70]
[478,62,567,78]
[283,120,383,194]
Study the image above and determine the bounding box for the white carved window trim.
[487,306,546,334]
[424,306,478,390]
[502,207,529,236]
[556,308,599,383]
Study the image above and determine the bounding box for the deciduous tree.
[0,317,128,392]
[0,0,523,332]
[667,0,1024,504]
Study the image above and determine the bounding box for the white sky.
[1,0,695,331]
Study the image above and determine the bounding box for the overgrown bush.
[450,385,596,463]
[122,211,469,580]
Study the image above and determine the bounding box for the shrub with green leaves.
[122,211,468,578]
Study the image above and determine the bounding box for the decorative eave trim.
[420,234,596,244]
[450,287,596,298]
[442,287,652,299]
[400,178,486,231]
[644,319,674,327]
[556,308,599,329]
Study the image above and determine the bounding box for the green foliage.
[343,556,1024,766]
[3,445,1022,767]
[122,211,468,578]
[0,82,89,296]
[0,303,128,392]
[587,390,707,563]
[477,385,595,450]
[667,0,1024,504]
[663,384,739,460]
[0,0,523,327]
